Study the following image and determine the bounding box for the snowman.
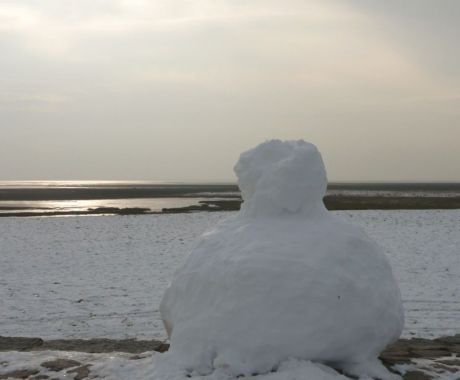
[160,140,404,379]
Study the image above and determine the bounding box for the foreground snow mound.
[152,354,351,380]
[160,140,404,379]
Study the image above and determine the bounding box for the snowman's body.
[160,140,404,379]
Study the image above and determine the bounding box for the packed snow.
[160,140,403,379]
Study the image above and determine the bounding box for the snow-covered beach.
[1,210,459,379]
[1,210,459,341]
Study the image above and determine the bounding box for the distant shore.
[2,182,460,201]
[0,184,241,201]
[1,182,460,217]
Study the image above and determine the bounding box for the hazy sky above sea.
[1,0,459,182]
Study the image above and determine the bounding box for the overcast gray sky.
[1,0,459,182]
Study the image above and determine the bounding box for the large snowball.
[160,140,404,379]
[234,140,327,216]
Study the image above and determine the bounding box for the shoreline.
[1,196,460,217]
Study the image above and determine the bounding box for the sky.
[1,0,459,182]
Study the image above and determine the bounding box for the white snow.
[341,210,460,339]
[0,212,229,340]
[160,140,404,379]
[392,357,460,380]
[151,353,353,380]
[1,350,458,380]
[0,350,358,380]
[0,211,459,341]
[234,140,327,217]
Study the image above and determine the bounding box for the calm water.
[0,181,240,214]
[0,198,214,213]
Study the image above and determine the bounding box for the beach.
[1,185,459,379]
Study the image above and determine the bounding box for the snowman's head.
[234,140,327,217]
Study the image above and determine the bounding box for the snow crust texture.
[160,140,404,379]
[1,210,457,341]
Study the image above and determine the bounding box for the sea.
[0,181,459,215]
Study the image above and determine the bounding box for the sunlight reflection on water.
[0,198,207,213]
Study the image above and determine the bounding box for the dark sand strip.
[0,336,169,354]
[1,334,459,360]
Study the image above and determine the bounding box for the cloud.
[0,0,459,180]
[1,0,456,108]
[345,1,460,79]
